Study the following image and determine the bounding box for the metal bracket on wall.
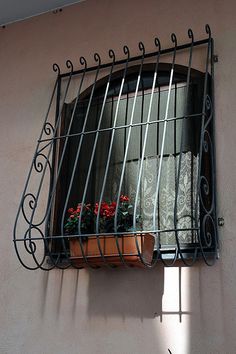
[218,217,224,226]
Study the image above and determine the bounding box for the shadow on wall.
[87,265,164,319]
[40,263,192,323]
[38,259,227,353]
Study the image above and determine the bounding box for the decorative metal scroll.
[13,24,218,270]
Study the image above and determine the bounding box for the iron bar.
[38,112,205,144]
[152,32,178,267]
[173,28,198,266]
[95,45,131,267]
[113,42,146,266]
[78,50,116,267]
[132,37,161,267]
[14,226,200,242]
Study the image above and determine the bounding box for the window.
[14,25,218,270]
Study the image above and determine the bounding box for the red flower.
[101,202,110,217]
[68,208,74,214]
[70,214,75,219]
[94,202,99,216]
[94,201,116,219]
[120,195,129,202]
[108,202,116,217]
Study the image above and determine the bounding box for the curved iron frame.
[13,25,218,270]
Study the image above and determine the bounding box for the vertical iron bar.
[42,60,87,232]
[44,74,62,267]
[210,37,218,252]
[174,82,177,255]
[78,51,116,266]
[173,29,198,266]
[132,38,161,267]
[123,91,129,192]
[191,153,194,243]
[113,42,146,266]
[157,85,161,250]
[140,78,144,159]
[61,54,102,268]
[95,46,130,247]
[43,59,88,268]
[174,82,177,184]
[153,34,178,266]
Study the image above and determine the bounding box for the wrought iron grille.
[14,25,218,270]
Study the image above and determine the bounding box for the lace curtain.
[103,152,199,245]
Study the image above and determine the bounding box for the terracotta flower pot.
[69,233,155,268]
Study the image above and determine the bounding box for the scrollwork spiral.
[202,214,216,248]
[43,122,55,137]
[23,226,48,269]
[204,95,213,125]
[21,193,37,225]
[33,152,52,173]
[199,129,214,214]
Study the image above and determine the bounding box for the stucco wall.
[0,0,235,353]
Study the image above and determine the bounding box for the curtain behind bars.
[56,77,201,246]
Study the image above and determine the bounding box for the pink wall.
[0,1,235,353]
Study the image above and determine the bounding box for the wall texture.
[0,0,235,353]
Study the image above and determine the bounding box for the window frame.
[49,63,216,265]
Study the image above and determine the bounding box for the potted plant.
[65,195,155,267]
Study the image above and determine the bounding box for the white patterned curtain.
[103,152,199,245]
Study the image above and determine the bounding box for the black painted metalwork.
[13,25,218,270]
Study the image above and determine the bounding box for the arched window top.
[73,62,206,103]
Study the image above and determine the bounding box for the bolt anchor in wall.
[218,217,224,226]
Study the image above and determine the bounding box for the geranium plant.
[64,195,142,235]
[64,203,94,235]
